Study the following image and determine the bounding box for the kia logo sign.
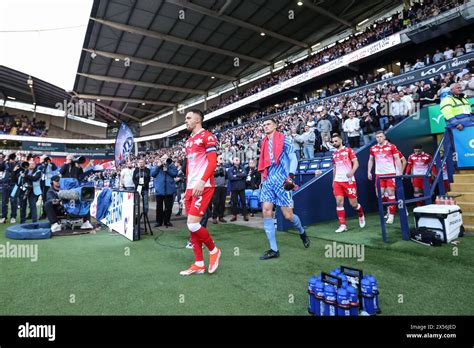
[469,139,474,149]
[421,64,447,77]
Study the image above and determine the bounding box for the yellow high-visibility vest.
[440,95,471,120]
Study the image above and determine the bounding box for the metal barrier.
[376,129,454,242]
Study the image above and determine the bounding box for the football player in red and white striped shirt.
[331,134,365,233]
[368,131,402,224]
[180,109,221,276]
[405,144,433,207]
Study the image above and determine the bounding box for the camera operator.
[59,154,84,180]
[38,155,58,219]
[44,175,93,232]
[0,153,21,224]
[16,160,42,223]
[211,154,228,224]
[44,175,65,233]
[173,160,185,217]
[133,159,151,216]
[151,154,177,228]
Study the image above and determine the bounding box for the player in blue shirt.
[258,119,310,260]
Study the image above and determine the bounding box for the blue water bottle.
[361,276,375,315]
[314,279,325,316]
[331,268,341,275]
[367,275,381,314]
[346,284,359,316]
[337,288,351,316]
[323,284,338,316]
[308,275,317,315]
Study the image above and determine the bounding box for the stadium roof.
[0,65,71,109]
[73,0,401,123]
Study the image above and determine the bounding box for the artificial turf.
[0,212,472,315]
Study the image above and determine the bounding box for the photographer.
[59,154,84,180]
[132,159,151,216]
[15,160,42,223]
[44,175,93,232]
[151,154,177,227]
[211,154,228,224]
[38,155,58,219]
[0,153,21,224]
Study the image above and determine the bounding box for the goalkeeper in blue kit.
[257,119,310,260]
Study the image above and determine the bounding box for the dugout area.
[1,212,472,316]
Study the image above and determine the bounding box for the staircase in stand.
[448,169,474,232]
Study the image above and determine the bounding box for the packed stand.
[0,113,48,137]
[206,0,466,114]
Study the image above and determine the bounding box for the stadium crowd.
[206,0,467,113]
[0,113,48,137]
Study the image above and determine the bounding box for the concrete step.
[448,192,474,203]
[450,183,474,192]
[456,202,474,212]
[452,174,474,184]
[462,212,474,225]
[463,224,474,232]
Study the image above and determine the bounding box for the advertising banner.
[90,189,139,241]
[452,127,474,168]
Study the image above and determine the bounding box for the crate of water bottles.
[307,266,381,316]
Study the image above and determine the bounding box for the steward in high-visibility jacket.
[440,83,473,131]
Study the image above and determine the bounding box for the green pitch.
[1,213,472,315]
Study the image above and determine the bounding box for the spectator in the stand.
[290,127,302,160]
[120,161,135,190]
[390,93,410,122]
[343,110,361,148]
[419,84,437,107]
[151,154,177,228]
[444,46,454,60]
[301,125,316,160]
[413,58,425,70]
[244,138,258,162]
[227,157,249,222]
[174,160,185,217]
[321,134,335,152]
[211,155,228,224]
[465,39,474,54]
[317,114,332,141]
[223,144,235,165]
[423,53,432,66]
[433,49,445,63]
[454,44,465,57]
[360,111,378,146]
[132,159,151,217]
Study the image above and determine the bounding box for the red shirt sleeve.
[200,131,217,182]
[348,148,356,161]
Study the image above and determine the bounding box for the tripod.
[139,190,153,235]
